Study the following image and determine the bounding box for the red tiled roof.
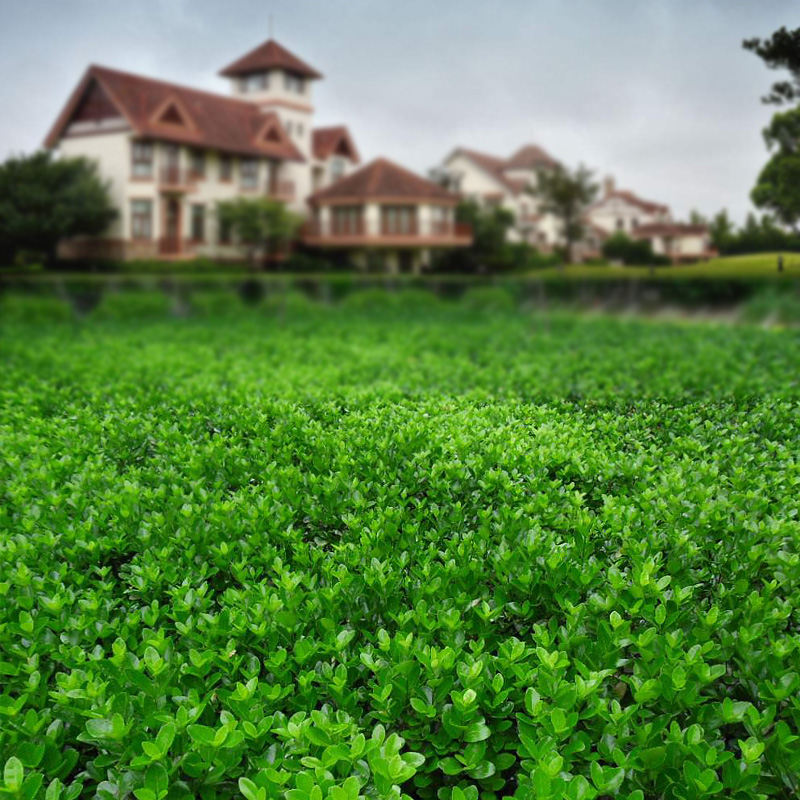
[313,126,360,163]
[605,190,669,215]
[44,65,305,161]
[633,223,708,238]
[309,158,458,204]
[505,144,559,171]
[219,38,322,79]
[454,145,557,195]
[456,148,523,194]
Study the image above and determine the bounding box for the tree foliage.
[601,232,669,266]
[216,197,302,268]
[743,26,800,105]
[750,108,800,232]
[0,151,116,266]
[529,165,598,264]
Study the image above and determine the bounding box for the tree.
[751,108,800,232]
[744,26,800,105]
[601,232,662,266]
[529,164,598,264]
[689,209,708,226]
[709,210,736,253]
[216,197,302,269]
[434,200,516,273]
[0,151,116,266]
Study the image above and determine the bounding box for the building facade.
[45,38,470,264]
[585,179,714,262]
[305,158,472,274]
[435,145,563,249]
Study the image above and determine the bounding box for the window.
[189,150,206,179]
[284,73,304,94]
[190,204,205,242]
[285,120,293,136]
[130,200,153,240]
[332,206,363,235]
[382,206,416,235]
[296,123,304,138]
[616,218,625,231]
[431,205,449,234]
[632,218,640,229]
[242,73,268,93]
[219,217,233,244]
[240,158,259,190]
[330,158,346,183]
[132,141,154,178]
[219,155,233,182]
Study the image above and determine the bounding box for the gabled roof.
[44,65,305,161]
[309,158,458,204]
[592,189,669,215]
[504,144,559,171]
[449,146,557,195]
[313,126,360,163]
[219,38,322,79]
[633,222,708,238]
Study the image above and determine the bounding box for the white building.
[45,38,471,264]
[435,145,563,249]
[305,157,471,274]
[585,178,713,262]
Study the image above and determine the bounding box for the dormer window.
[284,73,305,94]
[330,157,346,182]
[242,73,268,93]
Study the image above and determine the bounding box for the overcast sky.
[0,0,793,223]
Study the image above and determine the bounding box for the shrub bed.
[1,300,799,800]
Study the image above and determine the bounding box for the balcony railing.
[267,180,296,202]
[302,220,472,242]
[158,238,197,257]
[159,167,197,192]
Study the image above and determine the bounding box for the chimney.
[604,176,615,198]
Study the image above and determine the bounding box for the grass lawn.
[530,252,799,280]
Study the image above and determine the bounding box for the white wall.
[59,131,131,238]
[587,196,671,236]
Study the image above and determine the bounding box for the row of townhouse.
[434,149,714,263]
[45,36,711,270]
[47,38,472,272]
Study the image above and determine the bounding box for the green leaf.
[188,725,217,747]
[464,723,491,742]
[238,778,264,800]
[5,757,24,792]
[145,764,168,799]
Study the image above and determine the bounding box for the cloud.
[0,0,792,223]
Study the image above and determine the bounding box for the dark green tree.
[709,210,736,253]
[216,197,302,269]
[435,200,516,272]
[744,26,800,105]
[601,232,662,266]
[751,108,800,232]
[529,164,598,265]
[0,151,116,266]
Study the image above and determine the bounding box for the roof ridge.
[90,64,262,112]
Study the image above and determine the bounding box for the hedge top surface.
[1,297,800,800]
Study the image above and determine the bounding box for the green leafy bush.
[1,296,800,800]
